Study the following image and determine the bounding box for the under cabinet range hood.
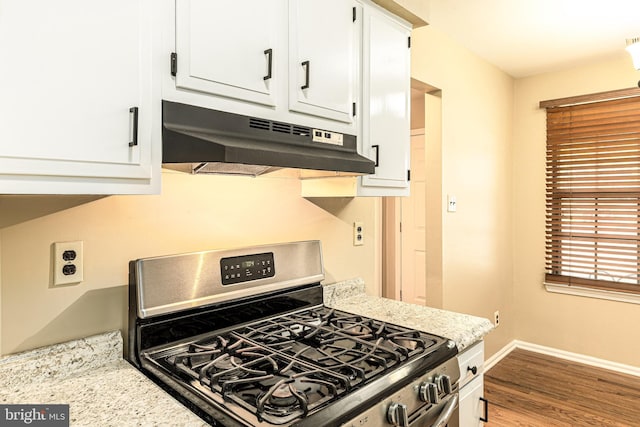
[161,101,375,177]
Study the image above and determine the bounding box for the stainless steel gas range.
[127,241,459,427]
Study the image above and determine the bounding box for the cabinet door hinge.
[171,52,178,77]
[407,169,411,182]
[408,37,411,48]
[399,222,402,232]
[352,7,356,22]
[352,102,356,117]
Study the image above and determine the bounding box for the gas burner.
[270,383,299,407]
[170,336,230,370]
[205,350,280,387]
[335,321,373,337]
[212,354,243,371]
[207,356,349,424]
[239,319,324,348]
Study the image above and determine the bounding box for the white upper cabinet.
[288,0,359,123]
[0,0,160,194]
[301,2,411,197]
[169,0,358,134]
[359,4,411,196]
[175,0,285,107]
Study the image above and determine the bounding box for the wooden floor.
[484,349,640,426]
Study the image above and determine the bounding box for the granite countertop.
[0,281,492,426]
[0,331,206,427]
[324,279,494,351]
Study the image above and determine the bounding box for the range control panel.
[220,252,275,285]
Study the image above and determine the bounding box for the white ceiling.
[426,0,640,77]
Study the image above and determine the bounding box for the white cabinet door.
[288,0,358,124]
[359,6,410,196]
[175,0,285,107]
[459,375,487,426]
[0,0,158,194]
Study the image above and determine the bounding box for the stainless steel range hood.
[161,101,375,177]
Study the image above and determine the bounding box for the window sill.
[545,282,640,305]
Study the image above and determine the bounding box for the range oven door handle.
[431,393,458,427]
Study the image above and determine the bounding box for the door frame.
[382,79,443,307]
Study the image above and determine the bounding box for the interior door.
[400,132,427,305]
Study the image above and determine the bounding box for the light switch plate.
[447,195,457,212]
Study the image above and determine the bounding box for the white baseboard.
[484,340,517,371]
[484,340,640,378]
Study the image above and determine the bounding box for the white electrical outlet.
[353,221,364,246]
[53,241,83,286]
[494,310,500,327]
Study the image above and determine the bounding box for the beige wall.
[0,236,2,354]
[513,54,640,366]
[1,171,378,355]
[411,26,515,358]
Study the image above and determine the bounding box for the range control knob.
[418,382,439,404]
[387,402,409,427]
[435,374,452,394]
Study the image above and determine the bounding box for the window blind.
[543,90,640,294]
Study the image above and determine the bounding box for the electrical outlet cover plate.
[353,221,364,246]
[53,241,83,286]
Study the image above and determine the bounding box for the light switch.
[447,195,457,213]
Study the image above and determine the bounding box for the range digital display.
[220,252,275,285]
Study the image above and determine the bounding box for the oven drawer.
[458,341,484,389]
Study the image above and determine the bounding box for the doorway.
[382,80,443,308]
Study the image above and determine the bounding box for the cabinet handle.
[372,144,380,167]
[129,107,139,147]
[479,397,489,422]
[263,48,273,81]
[301,60,310,90]
[467,366,478,375]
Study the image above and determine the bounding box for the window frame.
[541,87,640,297]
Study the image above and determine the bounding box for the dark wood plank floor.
[484,349,640,427]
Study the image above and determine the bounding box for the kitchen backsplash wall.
[0,171,378,355]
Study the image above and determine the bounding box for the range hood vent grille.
[248,118,270,131]
[272,121,291,134]
[249,117,312,137]
[293,126,311,136]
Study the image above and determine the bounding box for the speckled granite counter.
[0,331,207,427]
[324,279,494,351]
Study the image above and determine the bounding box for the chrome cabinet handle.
[301,60,310,90]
